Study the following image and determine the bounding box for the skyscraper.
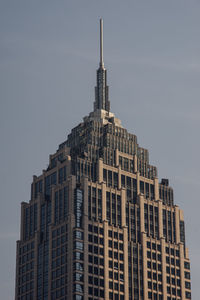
[15,19,191,300]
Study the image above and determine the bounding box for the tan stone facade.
[15,20,191,300]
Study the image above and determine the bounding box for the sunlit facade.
[15,20,191,300]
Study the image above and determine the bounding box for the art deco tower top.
[93,19,110,112]
[15,19,192,300]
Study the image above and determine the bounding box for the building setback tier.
[15,19,191,300]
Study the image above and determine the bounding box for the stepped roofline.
[83,108,123,127]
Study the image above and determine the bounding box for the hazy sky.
[0,1,200,299]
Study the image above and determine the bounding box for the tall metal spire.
[94,19,110,112]
[100,18,104,68]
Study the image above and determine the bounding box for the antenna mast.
[100,18,104,68]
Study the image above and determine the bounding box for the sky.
[0,0,200,299]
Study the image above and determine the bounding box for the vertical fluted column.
[82,176,89,300]
[141,233,148,300]
[118,166,121,189]
[67,175,76,300]
[154,177,159,201]
[137,172,140,195]
[175,206,180,244]
[134,154,137,173]
[103,221,109,299]
[102,182,107,221]
[123,226,129,300]
[180,243,186,299]
[115,149,119,166]
[98,158,103,183]
[139,194,145,233]
[158,200,163,239]
[121,188,126,227]
[161,238,167,300]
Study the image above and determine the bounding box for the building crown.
[93,19,110,113]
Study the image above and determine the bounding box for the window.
[74,284,83,293]
[74,230,83,240]
[74,295,83,300]
[184,262,190,270]
[177,279,181,286]
[185,291,191,299]
[74,251,83,260]
[119,243,123,251]
[147,242,151,249]
[100,248,104,255]
[114,283,118,290]
[109,230,112,238]
[74,241,83,251]
[88,287,93,295]
[153,273,157,280]
[167,286,171,294]
[152,252,156,260]
[94,256,98,265]
[158,284,162,292]
[74,262,83,271]
[185,281,191,289]
[171,249,174,256]
[94,277,98,286]
[75,273,83,282]
[114,242,118,249]
[185,272,190,279]
[100,268,104,276]
[88,276,93,284]
[152,243,156,250]
[114,272,118,280]
[88,224,92,232]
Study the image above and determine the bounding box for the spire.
[94,19,110,112]
[100,18,104,68]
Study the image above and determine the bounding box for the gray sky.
[0,0,200,299]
